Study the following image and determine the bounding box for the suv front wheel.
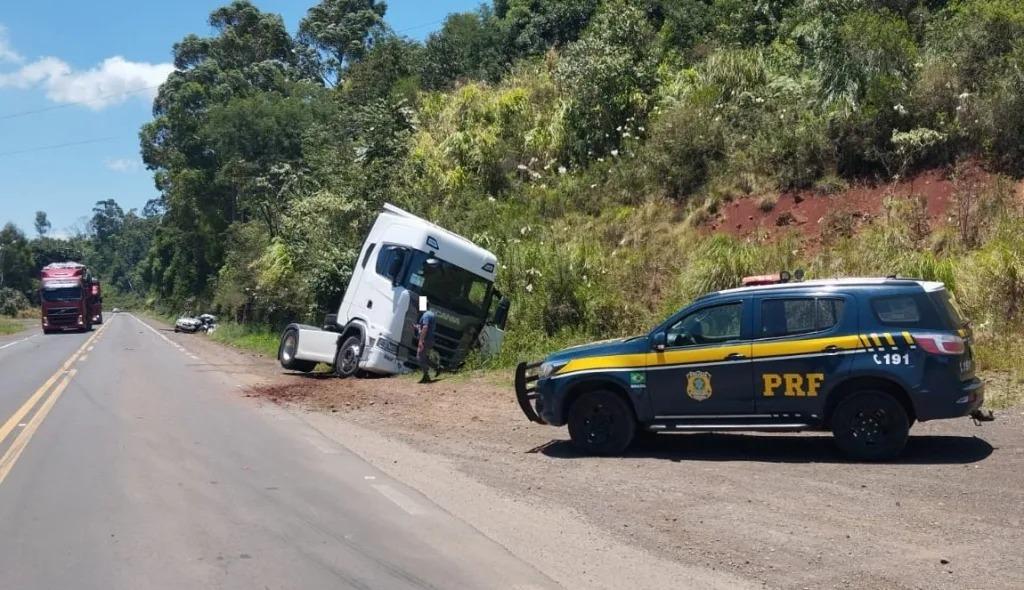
[567,390,636,455]
[831,390,909,461]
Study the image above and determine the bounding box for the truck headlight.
[538,360,567,379]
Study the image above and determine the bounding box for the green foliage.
[7,0,1024,385]
[0,287,30,317]
[298,0,387,80]
[555,0,658,163]
[422,8,508,89]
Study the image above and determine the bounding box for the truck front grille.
[46,307,79,326]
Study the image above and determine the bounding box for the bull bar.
[514,361,546,424]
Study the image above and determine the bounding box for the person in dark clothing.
[415,296,437,383]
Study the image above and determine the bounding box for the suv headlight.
[538,360,568,379]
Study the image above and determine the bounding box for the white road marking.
[303,435,341,455]
[0,335,33,351]
[372,484,425,516]
[364,475,376,480]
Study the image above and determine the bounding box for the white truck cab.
[278,204,509,377]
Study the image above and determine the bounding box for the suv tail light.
[915,333,965,355]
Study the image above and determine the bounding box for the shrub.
[555,0,658,163]
[0,287,30,317]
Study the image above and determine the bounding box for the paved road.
[0,315,557,590]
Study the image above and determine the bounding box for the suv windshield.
[405,251,493,318]
[42,287,83,302]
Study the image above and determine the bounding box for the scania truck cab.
[278,204,510,377]
[40,262,103,333]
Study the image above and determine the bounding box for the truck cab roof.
[378,204,498,281]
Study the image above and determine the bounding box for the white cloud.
[0,25,22,63]
[104,157,141,173]
[0,27,173,109]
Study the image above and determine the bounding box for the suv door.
[752,294,857,417]
[646,298,754,416]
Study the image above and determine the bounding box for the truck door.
[646,298,755,416]
[752,295,855,417]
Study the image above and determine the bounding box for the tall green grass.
[208,322,281,358]
[0,318,26,335]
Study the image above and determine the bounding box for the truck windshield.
[42,287,83,302]
[405,252,493,318]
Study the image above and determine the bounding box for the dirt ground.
[158,318,1023,590]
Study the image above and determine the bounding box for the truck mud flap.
[514,361,545,424]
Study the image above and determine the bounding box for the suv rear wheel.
[831,390,909,461]
[278,328,316,373]
[567,390,636,455]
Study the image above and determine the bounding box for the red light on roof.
[742,274,782,286]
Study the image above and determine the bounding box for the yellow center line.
[0,370,76,486]
[0,319,111,487]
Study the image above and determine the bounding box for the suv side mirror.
[652,331,667,352]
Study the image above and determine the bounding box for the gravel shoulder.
[150,316,1024,590]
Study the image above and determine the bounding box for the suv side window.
[760,297,844,338]
[872,295,920,324]
[666,302,743,347]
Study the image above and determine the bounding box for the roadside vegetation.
[0,318,24,336]
[2,0,1023,401]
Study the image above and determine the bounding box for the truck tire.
[278,328,316,373]
[334,336,362,378]
[567,390,636,455]
[831,390,909,461]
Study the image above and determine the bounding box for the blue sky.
[0,0,476,237]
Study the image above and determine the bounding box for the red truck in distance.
[40,262,103,334]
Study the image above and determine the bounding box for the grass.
[0,317,27,335]
[208,322,281,358]
[972,333,1024,409]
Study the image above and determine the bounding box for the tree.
[0,223,33,293]
[298,0,387,82]
[422,8,507,89]
[34,211,51,237]
[139,1,319,304]
[498,0,599,56]
[555,0,658,162]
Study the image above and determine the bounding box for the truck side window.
[375,246,407,281]
[361,243,376,269]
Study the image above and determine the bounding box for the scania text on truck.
[40,262,103,333]
[278,204,510,377]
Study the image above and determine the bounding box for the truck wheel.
[278,328,316,373]
[334,336,362,378]
[567,390,636,455]
[831,390,909,461]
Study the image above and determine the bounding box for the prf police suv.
[515,276,986,460]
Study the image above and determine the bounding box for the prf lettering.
[762,373,824,397]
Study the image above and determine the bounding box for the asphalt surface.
[0,314,558,590]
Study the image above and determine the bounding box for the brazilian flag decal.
[629,371,646,388]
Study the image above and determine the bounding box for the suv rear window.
[872,296,920,324]
[929,289,967,328]
[760,298,845,338]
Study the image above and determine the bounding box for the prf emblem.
[686,371,713,401]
